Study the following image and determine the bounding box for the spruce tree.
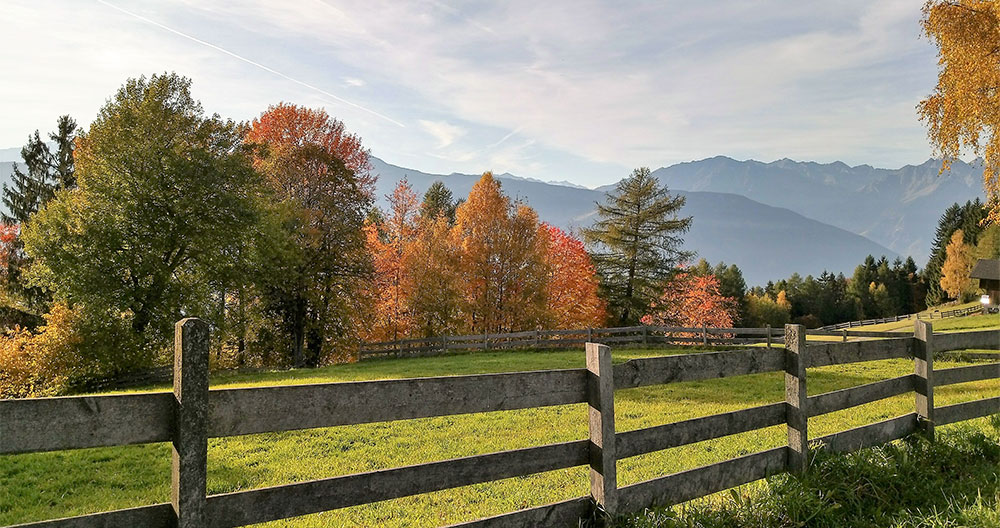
[0,115,77,327]
[420,181,457,224]
[584,167,692,325]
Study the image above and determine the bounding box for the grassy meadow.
[1,314,999,527]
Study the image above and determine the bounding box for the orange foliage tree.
[364,180,421,341]
[543,225,606,328]
[641,271,736,329]
[453,173,549,334]
[246,102,374,196]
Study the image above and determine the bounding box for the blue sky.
[1,0,939,187]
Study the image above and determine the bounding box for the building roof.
[971,259,1000,281]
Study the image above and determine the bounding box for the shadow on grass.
[615,420,1000,528]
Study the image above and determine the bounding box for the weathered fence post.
[784,324,808,474]
[484,333,489,351]
[586,342,617,514]
[587,327,593,342]
[766,325,772,348]
[172,318,210,527]
[702,325,708,346]
[642,325,649,346]
[914,320,935,440]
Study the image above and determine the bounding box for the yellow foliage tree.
[920,1,1000,224]
[940,229,976,300]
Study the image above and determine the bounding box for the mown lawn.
[2,332,999,527]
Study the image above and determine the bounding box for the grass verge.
[616,419,1000,528]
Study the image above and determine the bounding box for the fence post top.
[176,317,209,332]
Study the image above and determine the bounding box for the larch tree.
[940,228,977,300]
[584,167,692,325]
[247,103,373,366]
[452,173,549,334]
[543,225,607,328]
[365,180,420,341]
[920,0,1000,223]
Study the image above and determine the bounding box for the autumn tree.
[23,74,262,362]
[453,173,549,333]
[364,180,420,341]
[920,0,1000,223]
[0,115,77,328]
[403,215,463,337]
[247,103,373,366]
[641,272,735,329]
[584,167,692,325]
[543,225,606,328]
[745,292,790,328]
[940,228,977,300]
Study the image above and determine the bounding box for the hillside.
[370,157,895,286]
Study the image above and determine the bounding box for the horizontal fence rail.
[2,323,998,528]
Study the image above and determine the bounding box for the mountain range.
[0,150,987,286]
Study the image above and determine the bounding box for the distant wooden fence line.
[358,323,930,361]
[817,304,983,331]
[2,320,999,527]
[358,325,783,360]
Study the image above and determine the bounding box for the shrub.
[0,302,155,398]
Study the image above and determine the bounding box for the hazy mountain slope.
[371,157,896,285]
[639,156,985,262]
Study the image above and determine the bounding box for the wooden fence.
[817,304,983,331]
[2,320,999,527]
[359,325,784,360]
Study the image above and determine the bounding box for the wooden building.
[971,258,1000,307]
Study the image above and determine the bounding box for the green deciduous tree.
[584,167,692,325]
[22,74,262,354]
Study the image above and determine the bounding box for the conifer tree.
[420,181,457,224]
[584,167,692,325]
[0,115,77,327]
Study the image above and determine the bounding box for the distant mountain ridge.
[636,156,985,263]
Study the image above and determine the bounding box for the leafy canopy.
[920,0,1000,223]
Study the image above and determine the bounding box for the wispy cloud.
[94,0,405,127]
[0,0,941,187]
[419,120,466,149]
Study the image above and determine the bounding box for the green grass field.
[2,318,998,527]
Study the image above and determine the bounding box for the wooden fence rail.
[2,321,999,527]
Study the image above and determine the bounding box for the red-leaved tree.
[641,272,736,329]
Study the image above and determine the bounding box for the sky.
[0,0,941,188]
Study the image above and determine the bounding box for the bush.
[0,303,156,398]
